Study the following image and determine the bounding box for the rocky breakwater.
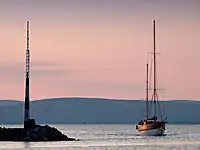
[0,125,77,142]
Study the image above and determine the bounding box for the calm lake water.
[0,124,200,149]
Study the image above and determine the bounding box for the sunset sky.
[0,0,200,100]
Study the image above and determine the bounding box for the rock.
[0,125,77,142]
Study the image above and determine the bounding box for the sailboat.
[136,20,167,136]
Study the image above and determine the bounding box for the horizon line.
[0,97,199,102]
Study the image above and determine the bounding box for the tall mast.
[153,20,156,118]
[146,63,149,120]
[24,21,30,126]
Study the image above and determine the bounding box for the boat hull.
[136,121,165,136]
[138,127,165,136]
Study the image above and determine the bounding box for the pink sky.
[0,0,200,100]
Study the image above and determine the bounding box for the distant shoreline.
[0,98,200,125]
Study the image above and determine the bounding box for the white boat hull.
[138,127,165,136]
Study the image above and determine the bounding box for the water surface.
[0,124,200,149]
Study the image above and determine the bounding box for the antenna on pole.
[24,21,33,129]
[26,21,30,77]
[24,21,36,130]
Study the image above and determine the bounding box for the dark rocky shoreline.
[0,125,77,142]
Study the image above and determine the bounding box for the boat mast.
[24,21,30,127]
[146,63,149,120]
[153,20,157,118]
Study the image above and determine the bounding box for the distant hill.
[0,98,200,124]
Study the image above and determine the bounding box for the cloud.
[0,61,145,100]
[0,61,83,83]
[41,73,145,97]
[31,62,62,67]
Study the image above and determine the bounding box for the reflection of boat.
[136,20,167,136]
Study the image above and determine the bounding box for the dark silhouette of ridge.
[0,97,199,125]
